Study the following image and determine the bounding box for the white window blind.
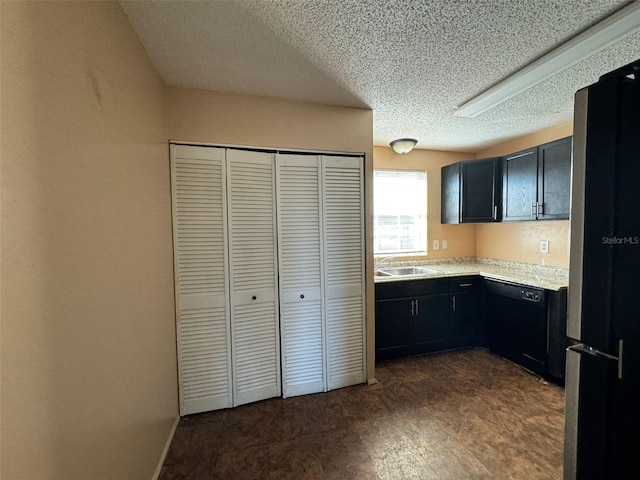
[374,170,427,255]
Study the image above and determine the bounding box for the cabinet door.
[375,298,413,361]
[412,294,450,354]
[441,162,461,224]
[502,148,538,221]
[276,154,325,397]
[322,156,366,390]
[538,136,572,220]
[171,145,232,415]
[547,289,568,381]
[227,150,281,406]
[461,158,500,222]
[450,282,477,349]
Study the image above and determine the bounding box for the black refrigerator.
[565,59,640,479]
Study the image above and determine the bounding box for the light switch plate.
[539,240,550,254]
[433,240,440,250]
[442,240,448,249]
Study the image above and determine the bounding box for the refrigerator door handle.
[568,341,623,379]
[618,339,623,380]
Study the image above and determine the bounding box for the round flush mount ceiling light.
[390,138,418,154]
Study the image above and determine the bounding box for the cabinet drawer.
[375,278,448,300]
[449,276,480,292]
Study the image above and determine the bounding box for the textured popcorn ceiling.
[120,0,639,152]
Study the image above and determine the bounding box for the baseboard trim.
[152,416,180,480]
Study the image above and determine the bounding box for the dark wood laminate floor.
[160,349,564,480]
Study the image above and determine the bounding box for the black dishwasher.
[485,279,547,376]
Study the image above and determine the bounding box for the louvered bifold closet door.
[171,145,232,415]
[227,149,281,406]
[277,154,325,398]
[322,156,366,389]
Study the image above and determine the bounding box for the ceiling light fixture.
[390,138,418,154]
[454,2,640,118]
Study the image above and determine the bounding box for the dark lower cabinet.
[374,298,413,359]
[449,276,480,348]
[375,277,479,361]
[546,289,569,381]
[413,294,450,354]
[375,275,568,384]
[375,278,449,361]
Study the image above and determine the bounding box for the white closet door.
[276,154,325,398]
[171,145,232,415]
[227,149,281,406]
[322,155,366,390]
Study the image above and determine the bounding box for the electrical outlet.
[442,240,448,250]
[539,240,550,254]
[433,240,440,250]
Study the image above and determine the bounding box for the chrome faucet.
[374,255,395,270]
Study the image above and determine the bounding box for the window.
[374,170,427,255]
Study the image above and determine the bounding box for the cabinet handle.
[452,295,456,311]
[531,203,536,218]
[252,295,257,300]
[459,283,473,287]
[536,202,543,217]
[300,294,305,299]
[493,205,497,220]
[410,300,415,316]
[415,299,419,315]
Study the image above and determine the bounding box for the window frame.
[373,169,427,257]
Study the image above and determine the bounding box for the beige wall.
[373,146,477,260]
[1,2,178,479]
[475,122,574,267]
[373,122,573,268]
[168,87,373,154]
[166,87,377,380]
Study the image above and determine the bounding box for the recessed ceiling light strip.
[454,2,640,118]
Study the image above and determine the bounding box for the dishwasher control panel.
[520,289,543,303]
[485,278,546,305]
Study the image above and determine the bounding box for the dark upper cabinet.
[462,159,502,222]
[502,147,538,221]
[537,137,572,220]
[502,136,572,222]
[441,162,461,224]
[441,157,501,224]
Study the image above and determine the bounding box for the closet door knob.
[300,294,305,299]
[252,296,257,300]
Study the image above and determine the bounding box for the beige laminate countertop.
[374,258,569,291]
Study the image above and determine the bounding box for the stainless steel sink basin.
[377,266,439,276]
[374,270,393,277]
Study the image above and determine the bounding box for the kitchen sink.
[374,270,393,277]
[377,266,440,276]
